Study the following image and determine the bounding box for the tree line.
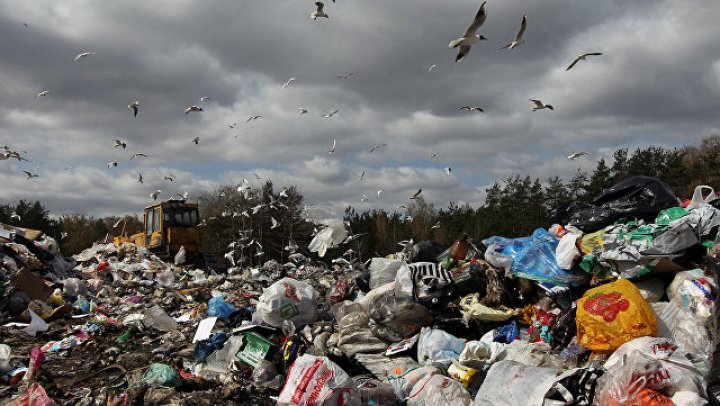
[2,135,718,263]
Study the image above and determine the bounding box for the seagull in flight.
[271,217,280,229]
[336,72,355,79]
[10,213,21,222]
[498,15,527,50]
[327,138,336,154]
[113,139,127,149]
[369,143,386,154]
[430,221,441,230]
[185,106,203,114]
[410,188,423,200]
[377,190,383,198]
[359,170,365,180]
[128,101,139,117]
[323,109,340,118]
[566,53,603,71]
[281,77,296,90]
[279,188,289,198]
[192,136,200,145]
[138,173,144,184]
[107,161,118,169]
[164,173,175,181]
[298,108,308,115]
[200,96,211,102]
[35,90,49,98]
[251,172,262,180]
[129,153,147,160]
[360,194,369,202]
[568,151,591,160]
[74,51,96,61]
[444,167,452,176]
[430,153,438,160]
[449,1,488,62]
[530,99,554,111]
[150,190,161,201]
[428,64,437,72]
[311,1,329,19]
[460,106,484,112]
[247,115,263,123]
[22,170,39,179]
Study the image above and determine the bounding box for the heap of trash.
[1,176,720,405]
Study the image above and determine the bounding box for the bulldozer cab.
[142,199,201,260]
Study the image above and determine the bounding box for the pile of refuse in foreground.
[2,176,720,406]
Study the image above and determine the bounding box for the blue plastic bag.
[194,331,230,363]
[207,296,237,318]
[494,320,519,344]
[511,228,586,287]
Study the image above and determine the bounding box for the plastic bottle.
[449,233,469,261]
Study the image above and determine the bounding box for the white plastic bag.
[417,327,466,370]
[174,245,186,265]
[406,374,473,406]
[652,302,711,365]
[277,354,360,406]
[257,278,319,328]
[473,360,558,406]
[687,185,717,209]
[555,233,581,270]
[595,336,706,404]
[459,339,505,369]
[308,219,348,258]
[387,366,440,401]
[0,344,11,372]
[667,269,716,319]
[369,258,404,289]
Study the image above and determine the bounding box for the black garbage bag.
[411,240,445,263]
[549,176,678,232]
[368,295,433,343]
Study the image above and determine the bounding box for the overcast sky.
[1,0,719,218]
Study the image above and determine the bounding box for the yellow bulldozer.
[113,199,202,264]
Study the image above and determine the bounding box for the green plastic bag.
[655,207,689,226]
[142,363,181,388]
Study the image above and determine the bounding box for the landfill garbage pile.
[1,177,720,406]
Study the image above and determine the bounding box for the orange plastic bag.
[576,279,657,352]
[605,388,674,406]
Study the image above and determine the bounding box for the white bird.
[150,190,161,200]
[128,101,139,117]
[359,170,365,180]
[138,173,143,184]
[460,106,484,112]
[428,64,437,72]
[298,108,308,115]
[369,143,386,154]
[449,1,488,62]
[311,1,329,19]
[113,139,127,149]
[64,166,74,171]
[61,232,68,239]
[113,218,123,228]
[279,188,289,198]
[74,51,96,61]
[281,77,296,90]
[444,167,452,176]
[129,153,147,160]
[430,221,441,230]
[22,170,39,179]
[327,138,336,154]
[410,188,423,200]
[566,53,603,71]
[360,194,369,202]
[252,172,262,180]
[271,217,280,229]
[498,15,527,50]
[107,161,117,169]
[228,123,237,129]
[164,173,174,181]
[184,106,203,114]
[251,204,263,214]
[530,99,554,111]
[430,153,438,160]
[323,109,340,118]
[246,115,263,123]
[568,151,591,160]
[336,72,354,79]
[377,190,383,198]
[192,136,200,145]
[35,90,49,98]
[10,213,21,222]
[200,96,211,102]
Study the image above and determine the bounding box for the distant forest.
[2,135,719,265]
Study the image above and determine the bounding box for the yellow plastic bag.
[579,229,604,255]
[576,279,657,352]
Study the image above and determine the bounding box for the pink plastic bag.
[8,383,56,406]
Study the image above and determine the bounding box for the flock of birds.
[2,1,609,261]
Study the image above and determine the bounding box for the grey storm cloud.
[0,0,718,217]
